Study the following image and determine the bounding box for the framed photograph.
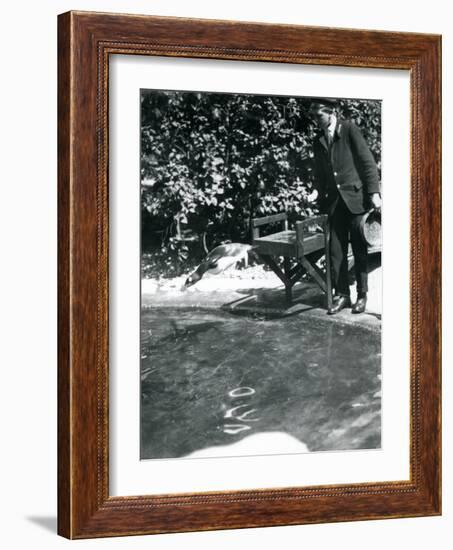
[58,11,441,538]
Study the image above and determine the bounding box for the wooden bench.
[251,213,333,309]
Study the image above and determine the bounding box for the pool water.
[140,308,381,459]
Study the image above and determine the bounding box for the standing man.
[308,98,381,314]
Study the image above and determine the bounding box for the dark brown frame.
[58,10,441,539]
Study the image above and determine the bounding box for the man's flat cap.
[309,97,338,110]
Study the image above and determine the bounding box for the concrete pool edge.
[141,287,381,333]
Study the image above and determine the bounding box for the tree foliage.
[141,90,381,274]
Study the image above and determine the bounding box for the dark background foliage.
[141,90,381,276]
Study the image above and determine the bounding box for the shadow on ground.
[26,516,57,533]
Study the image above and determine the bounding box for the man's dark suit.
[313,119,380,297]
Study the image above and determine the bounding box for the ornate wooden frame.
[58,11,441,539]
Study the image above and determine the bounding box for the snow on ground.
[142,265,280,294]
[142,263,382,316]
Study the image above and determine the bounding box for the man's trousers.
[329,197,368,297]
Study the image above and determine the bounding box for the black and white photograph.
[140,89,382,460]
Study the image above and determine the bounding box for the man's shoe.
[352,295,367,314]
[327,295,351,315]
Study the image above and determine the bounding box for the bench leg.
[283,257,293,304]
[285,284,293,304]
[324,224,333,311]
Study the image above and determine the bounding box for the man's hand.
[307,190,319,203]
[369,192,381,211]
